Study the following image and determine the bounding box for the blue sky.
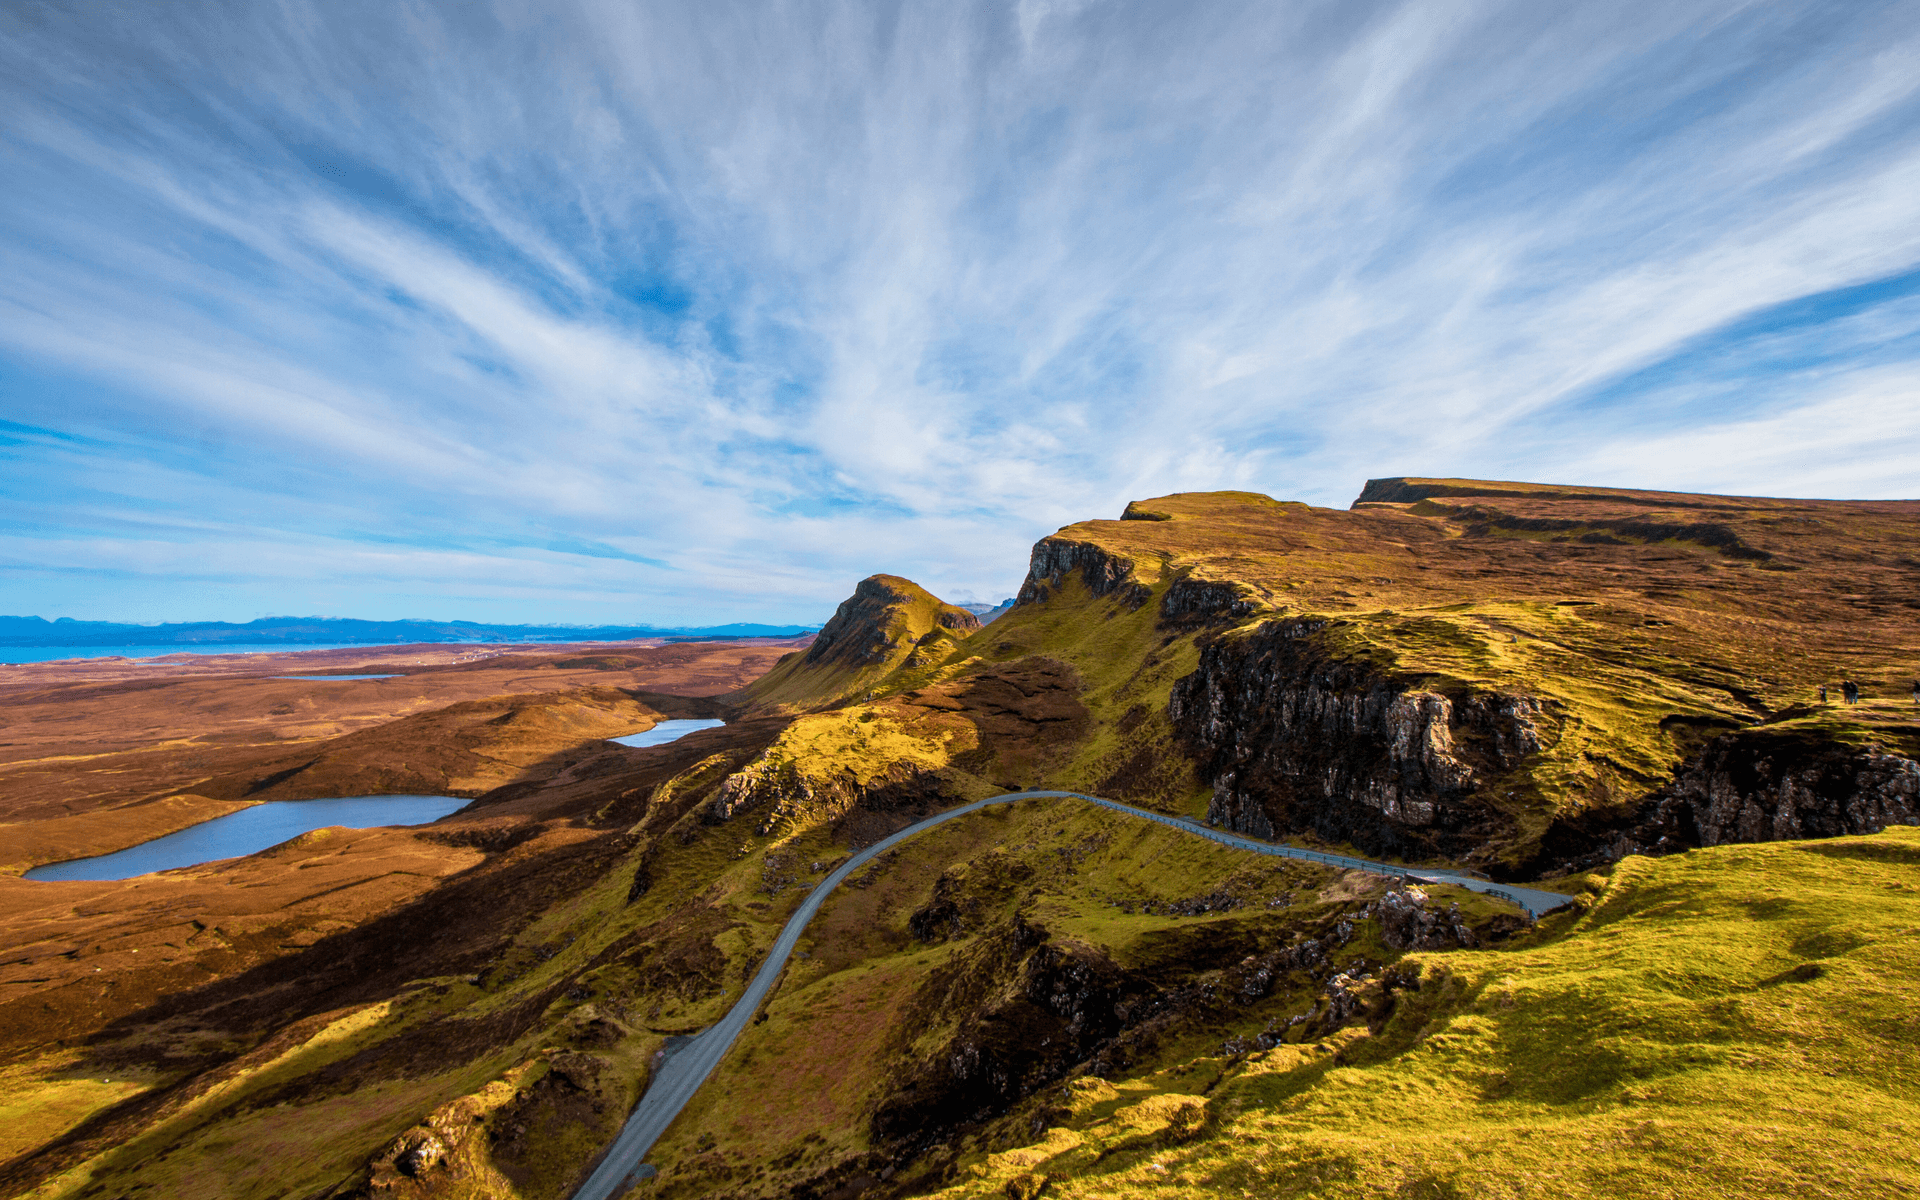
[3,0,1919,625]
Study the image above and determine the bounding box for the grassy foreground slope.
[930,827,1920,1200]
[634,794,1521,1199]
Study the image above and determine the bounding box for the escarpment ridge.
[741,480,1917,875]
[1,478,1917,1200]
[1028,483,1917,869]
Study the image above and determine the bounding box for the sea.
[0,643,371,665]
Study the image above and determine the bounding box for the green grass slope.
[927,826,1920,1200]
[8,481,1916,1200]
[747,576,982,712]
[632,795,1483,1198]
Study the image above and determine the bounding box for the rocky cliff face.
[1167,616,1920,880]
[1016,536,1148,609]
[1016,530,1268,626]
[1157,576,1264,624]
[1531,732,1920,874]
[1168,617,1919,874]
[1168,618,1552,862]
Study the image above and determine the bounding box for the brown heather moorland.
[0,479,1916,1200]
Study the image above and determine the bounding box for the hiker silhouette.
[1841,681,1860,705]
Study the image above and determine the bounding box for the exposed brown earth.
[0,639,806,856]
[1,480,1917,1200]
[0,638,804,1150]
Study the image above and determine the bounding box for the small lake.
[609,718,726,748]
[272,674,404,681]
[24,795,472,882]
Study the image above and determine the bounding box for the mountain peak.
[746,574,980,708]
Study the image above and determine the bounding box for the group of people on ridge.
[1818,680,1920,705]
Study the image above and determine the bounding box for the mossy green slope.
[634,795,1406,1198]
[746,576,981,712]
[926,826,1920,1200]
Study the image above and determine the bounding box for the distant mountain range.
[0,615,820,648]
[954,598,1016,622]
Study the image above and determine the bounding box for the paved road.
[569,789,1570,1199]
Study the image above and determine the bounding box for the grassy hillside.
[625,794,1522,1199]
[748,484,1918,871]
[926,826,1920,1200]
[745,576,981,712]
[3,480,1916,1200]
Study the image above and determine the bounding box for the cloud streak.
[1,0,1917,622]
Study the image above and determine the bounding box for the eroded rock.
[1170,617,1553,860]
[1533,732,1920,874]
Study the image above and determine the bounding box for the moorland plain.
[0,480,1915,1200]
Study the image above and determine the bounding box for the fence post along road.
[570,789,1570,1199]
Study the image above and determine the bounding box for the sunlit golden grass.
[930,826,1920,1199]
[643,798,1367,1196]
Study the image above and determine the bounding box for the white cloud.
[1556,364,1920,498]
[2,0,1918,622]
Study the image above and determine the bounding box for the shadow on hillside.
[0,701,793,1195]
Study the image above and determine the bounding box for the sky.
[3,0,1919,626]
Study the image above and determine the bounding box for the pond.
[24,795,472,882]
[608,718,726,748]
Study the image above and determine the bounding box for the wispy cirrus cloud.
[1,0,1917,622]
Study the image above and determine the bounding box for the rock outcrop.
[1369,887,1489,951]
[702,703,977,836]
[1017,536,1149,609]
[1532,732,1920,874]
[1655,735,1919,846]
[1157,575,1264,624]
[804,575,979,669]
[1169,618,1552,862]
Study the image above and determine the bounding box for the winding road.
[570,789,1571,1199]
